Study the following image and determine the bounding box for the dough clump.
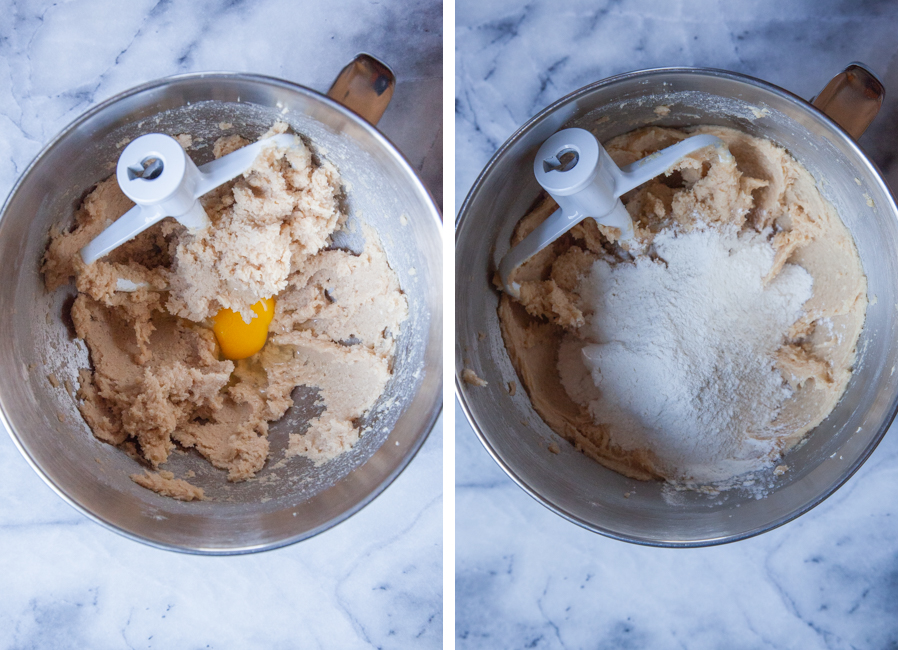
[43,123,407,497]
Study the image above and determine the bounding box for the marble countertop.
[455,0,897,648]
[0,1,442,648]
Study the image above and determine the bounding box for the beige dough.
[43,123,407,498]
[131,470,207,501]
[462,368,488,387]
[499,125,867,483]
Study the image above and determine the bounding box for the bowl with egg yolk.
[0,72,442,553]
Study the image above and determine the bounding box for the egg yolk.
[212,297,276,360]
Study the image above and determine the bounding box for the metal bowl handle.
[327,53,396,125]
[812,63,884,140]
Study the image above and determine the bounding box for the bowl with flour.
[456,66,896,546]
[0,66,442,553]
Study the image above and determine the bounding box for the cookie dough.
[43,123,407,497]
[499,125,866,485]
[131,469,207,501]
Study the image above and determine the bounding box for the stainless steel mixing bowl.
[0,69,442,554]
[456,66,897,546]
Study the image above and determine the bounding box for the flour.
[557,225,813,484]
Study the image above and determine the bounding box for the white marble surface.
[0,1,442,648]
[456,0,897,648]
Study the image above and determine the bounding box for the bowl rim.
[0,70,443,555]
[454,65,898,547]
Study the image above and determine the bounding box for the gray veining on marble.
[455,0,897,648]
[456,402,896,650]
[0,1,442,648]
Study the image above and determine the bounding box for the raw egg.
[212,297,276,360]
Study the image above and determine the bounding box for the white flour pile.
[558,225,813,484]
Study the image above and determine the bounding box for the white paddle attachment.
[499,128,724,296]
[80,132,296,264]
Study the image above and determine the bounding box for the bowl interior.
[455,69,897,546]
[0,75,442,553]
